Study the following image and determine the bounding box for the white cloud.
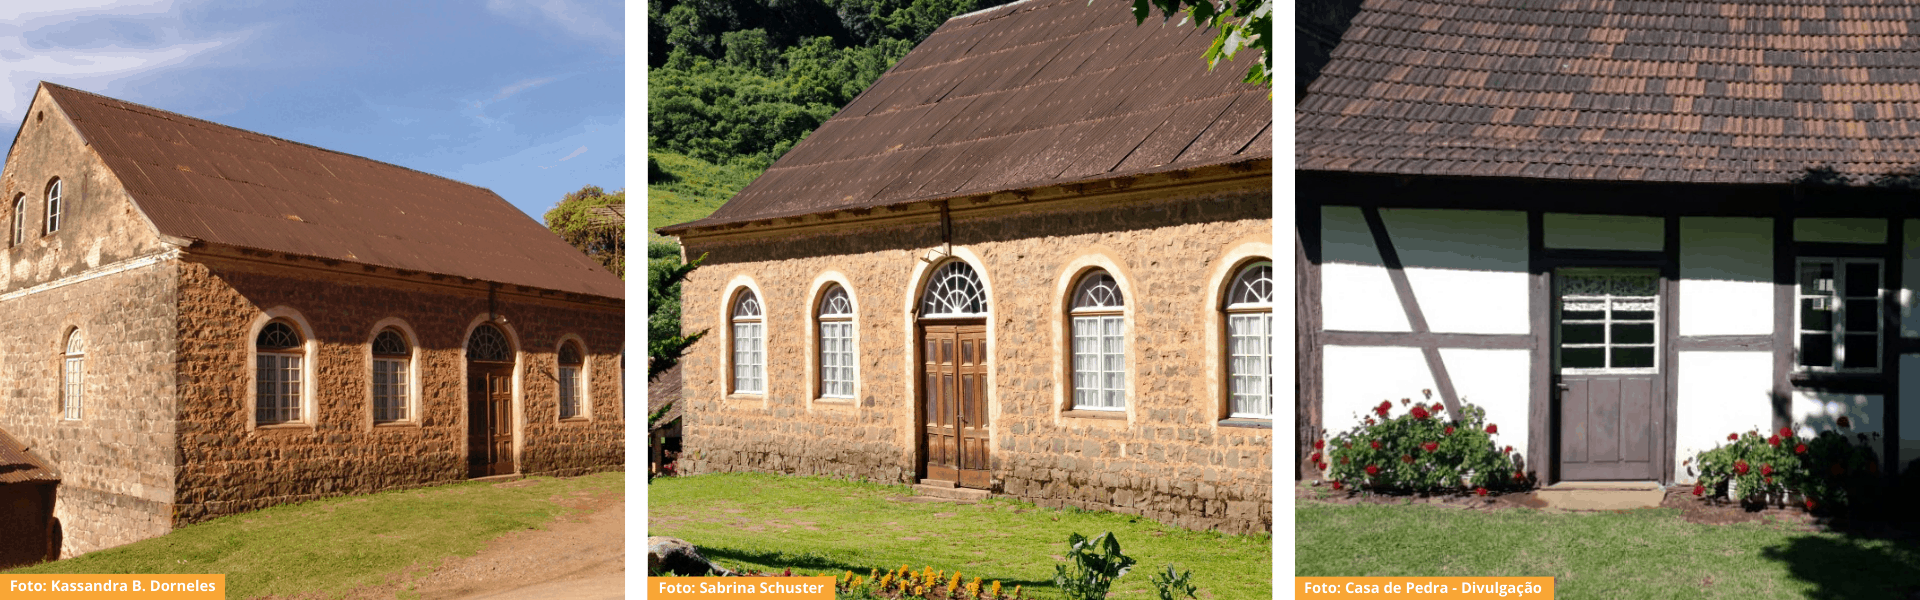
[492,76,556,101]
[0,0,233,124]
[0,0,172,24]
[485,0,621,53]
[558,145,586,161]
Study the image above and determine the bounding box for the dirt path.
[336,483,625,600]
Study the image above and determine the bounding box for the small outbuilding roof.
[0,426,58,485]
[661,0,1271,234]
[1297,0,1920,184]
[36,83,623,299]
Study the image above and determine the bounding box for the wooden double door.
[467,364,515,477]
[920,323,990,489]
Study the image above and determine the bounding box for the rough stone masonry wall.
[679,188,1273,533]
[171,256,623,524]
[0,262,180,557]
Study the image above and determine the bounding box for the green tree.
[649,241,707,382]
[542,185,625,278]
[1128,0,1272,87]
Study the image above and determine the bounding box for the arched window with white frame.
[62,328,84,420]
[1224,260,1273,418]
[256,319,306,424]
[558,340,586,419]
[1069,270,1125,410]
[731,289,764,394]
[817,284,855,399]
[44,178,62,234]
[372,327,412,422]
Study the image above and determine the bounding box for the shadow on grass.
[1760,532,1920,600]
[700,546,1056,590]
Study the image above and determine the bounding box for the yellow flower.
[990,580,1002,599]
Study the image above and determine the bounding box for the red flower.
[1729,433,1739,441]
[1837,416,1851,429]
[1365,465,1380,476]
[1805,499,1816,510]
[1401,454,1415,464]
[1422,442,1439,452]
[1365,418,1376,426]
[1310,452,1322,463]
[1768,435,1781,447]
[1735,460,1750,475]
[1375,406,1391,418]
[1432,402,1445,413]
[1332,481,1343,490]
[1779,426,1794,439]
[1444,426,1455,436]
[1761,464,1773,476]
[1795,443,1807,455]
[1513,471,1526,481]
[1315,440,1326,450]
[1476,487,1488,497]
[1485,424,1498,434]
[1693,484,1705,496]
[1370,440,1381,450]
[1765,476,1773,484]
[1318,462,1328,471]
[1377,400,1393,417]
[1503,445,1513,454]
[1410,405,1431,420]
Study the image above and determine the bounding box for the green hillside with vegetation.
[647,152,760,242]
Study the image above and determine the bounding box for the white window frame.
[1555,269,1661,376]
[10,194,24,246]
[1069,271,1126,411]
[44,179,61,235]
[1224,261,1273,419]
[62,329,83,421]
[558,339,586,420]
[257,325,305,425]
[817,285,855,400]
[249,309,317,428]
[731,290,765,395]
[371,326,413,423]
[1796,257,1884,373]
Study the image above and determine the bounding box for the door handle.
[1555,383,1570,392]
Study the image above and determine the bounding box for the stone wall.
[677,184,1273,533]
[0,260,180,557]
[171,254,624,524]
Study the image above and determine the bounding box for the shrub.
[1319,395,1524,493]
[1052,532,1135,600]
[1689,426,1882,511]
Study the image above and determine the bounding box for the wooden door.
[921,323,990,488]
[1554,269,1662,481]
[467,366,515,477]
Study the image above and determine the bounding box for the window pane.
[1800,262,1835,295]
[1800,333,1834,367]
[1562,347,1605,369]
[1561,323,1605,345]
[1845,262,1879,297]
[1845,299,1880,332]
[1844,334,1878,369]
[1611,347,1655,368]
[1801,298,1834,331]
[1613,310,1656,321]
[1611,323,1655,345]
[1561,309,1605,321]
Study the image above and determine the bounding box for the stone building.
[0,82,625,557]
[658,0,1273,533]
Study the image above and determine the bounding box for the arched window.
[817,284,855,399]
[10,194,23,247]
[1069,270,1125,410]
[558,340,585,419]
[1225,261,1273,418]
[731,290,764,394]
[44,179,61,234]
[62,329,84,420]
[372,328,411,422]
[256,320,305,424]
[921,261,989,317]
[467,324,512,362]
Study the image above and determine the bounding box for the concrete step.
[918,479,958,488]
[913,483,989,501]
[1533,481,1664,511]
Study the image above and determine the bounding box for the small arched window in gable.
[467,324,512,362]
[44,179,62,234]
[1069,270,1125,410]
[1224,261,1273,419]
[817,284,855,399]
[731,289,764,394]
[256,320,305,424]
[921,261,988,317]
[558,340,585,419]
[10,194,24,247]
[372,328,412,422]
[62,329,84,420]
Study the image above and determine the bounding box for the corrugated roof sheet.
[0,427,58,485]
[649,362,682,431]
[661,0,1271,233]
[41,83,623,299]
[1297,0,1920,184]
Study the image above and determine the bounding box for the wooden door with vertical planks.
[921,323,989,488]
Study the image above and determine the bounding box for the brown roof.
[40,83,623,299]
[1297,0,1920,184]
[648,362,682,430]
[0,426,58,486]
[660,0,1271,233]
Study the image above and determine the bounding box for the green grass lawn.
[6,472,623,600]
[1297,499,1920,599]
[649,473,1271,600]
[647,151,761,243]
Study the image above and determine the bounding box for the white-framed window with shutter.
[817,284,855,399]
[1796,257,1883,372]
[1225,261,1273,418]
[1069,270,1126,411]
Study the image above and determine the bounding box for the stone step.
[918,478,958,488]
[913,483,989,501]
[1533,481,1664,511]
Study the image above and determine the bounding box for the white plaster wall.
[1902,220,1920,337]
[1790,390,1883,439]
[1378,209,1529,334]
[1674,351,1774,483]
[1795,218,1886,244]
[1437,348,1531,463]
[1321,346,1434,437]
[1543,213,1663,251]
[1321,206,1411,332]
[1679,217,1773,336]
[1905,356,1920,473]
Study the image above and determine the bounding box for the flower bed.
[1314,393,1529,496]
[1687,421,1884,513]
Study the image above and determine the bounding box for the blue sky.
[0,0,623,221]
